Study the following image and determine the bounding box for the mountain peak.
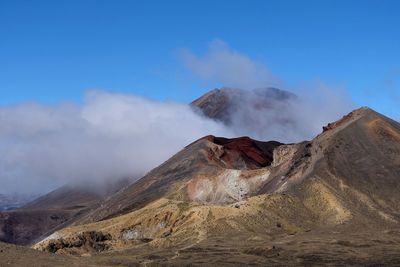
[321,106,381,133]
[191,87,294,124]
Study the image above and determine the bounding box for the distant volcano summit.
[191,87,295,124]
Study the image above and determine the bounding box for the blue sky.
[1,0,399,119]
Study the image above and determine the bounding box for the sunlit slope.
[34,108,400,260]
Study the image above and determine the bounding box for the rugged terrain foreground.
[5,107,394,266]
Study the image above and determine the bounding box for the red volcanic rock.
[209,136,282,169]
[186,135,282,169]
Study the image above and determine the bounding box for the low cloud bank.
[0,91,232,194]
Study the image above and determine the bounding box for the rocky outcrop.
[209,136,282,168]
[37,231,112,254]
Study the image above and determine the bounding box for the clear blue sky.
[1,0,399,119]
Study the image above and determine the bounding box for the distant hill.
[0,180,130,245]
[0,193,39,212]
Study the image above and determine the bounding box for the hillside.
[32,107,400,265]
[0,180,130,245]
[78,136,283,223]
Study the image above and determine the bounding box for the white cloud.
[0,91,232,194]
[181,39,280,89]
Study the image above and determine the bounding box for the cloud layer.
[0,91,232,194]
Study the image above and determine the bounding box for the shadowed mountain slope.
[0,180,130,245]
